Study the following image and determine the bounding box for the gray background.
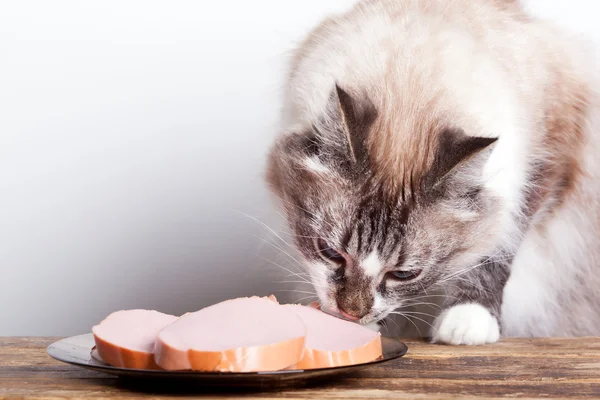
[0,0,597,335]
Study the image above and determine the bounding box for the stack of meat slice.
[91,295,382,372]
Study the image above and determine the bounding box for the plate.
[47,333,408,389]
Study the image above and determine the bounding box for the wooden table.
[1,337,599,399]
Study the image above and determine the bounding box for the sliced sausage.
[92,309,177,369]
[283,304,382,369]
[154,296,306,372]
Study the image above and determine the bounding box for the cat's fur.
[266,0,600,344]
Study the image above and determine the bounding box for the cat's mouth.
[309,295,382,325]
[318,304,381,325]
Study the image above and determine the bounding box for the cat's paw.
[431,303,499,345]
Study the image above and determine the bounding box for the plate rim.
[46,333,408,377]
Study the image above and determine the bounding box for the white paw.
[431,303,500,345]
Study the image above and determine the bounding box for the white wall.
[0,0,357,336]
[1,1,597,336]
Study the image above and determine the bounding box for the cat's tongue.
[307,302,321,310]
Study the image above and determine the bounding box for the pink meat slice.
[154,296,307,372]
[283,304,382,369]
[92,309,178,369]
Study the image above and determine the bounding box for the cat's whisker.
[379,318,389,334]
[284,271,309,275]
[384,315,401,335]
[417,280,428,294]
[439,249,505,283]
[276,280,314,285]
[257,255,310,284]
[405,293,459,302]
[391,312,423,337]
[441,282,476,302]
[401,300,442,310]
[439,266,482,284]
[254,236,305,270]
[441,261,489,282]
[293,295,319,304]
[389,311,436,331]
[404,294,447,299]
[281,232,327,240]
[274,289,318,295]
[394,310,437,320]
[236,210,296,251]
[416,279,433,305]
[452,276,494,293]
[246,203,331,249]
[284,272,310,279]
[279,198,336,231]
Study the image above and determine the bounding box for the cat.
[265,0,600,345]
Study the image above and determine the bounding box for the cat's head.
[266,84,503,324]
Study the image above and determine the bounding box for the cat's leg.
[431,259,510,345]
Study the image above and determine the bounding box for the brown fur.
[366,81,448,196]
[519,61,589,232]
[537,69,588,219]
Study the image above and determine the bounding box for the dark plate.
[47,333,407,389]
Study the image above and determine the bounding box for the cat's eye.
[316,238,345,265]
[387,269,421,282]
[331,267,344,282]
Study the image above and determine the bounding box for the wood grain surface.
[1,337,599,399]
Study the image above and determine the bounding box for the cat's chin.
[363,321,381,332]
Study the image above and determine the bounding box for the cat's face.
[267,85,502,324]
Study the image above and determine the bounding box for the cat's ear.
[427,128,497,186]
[265,128,327,198]
[321,83,377,164]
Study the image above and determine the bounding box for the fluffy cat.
[265,0,600,345]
